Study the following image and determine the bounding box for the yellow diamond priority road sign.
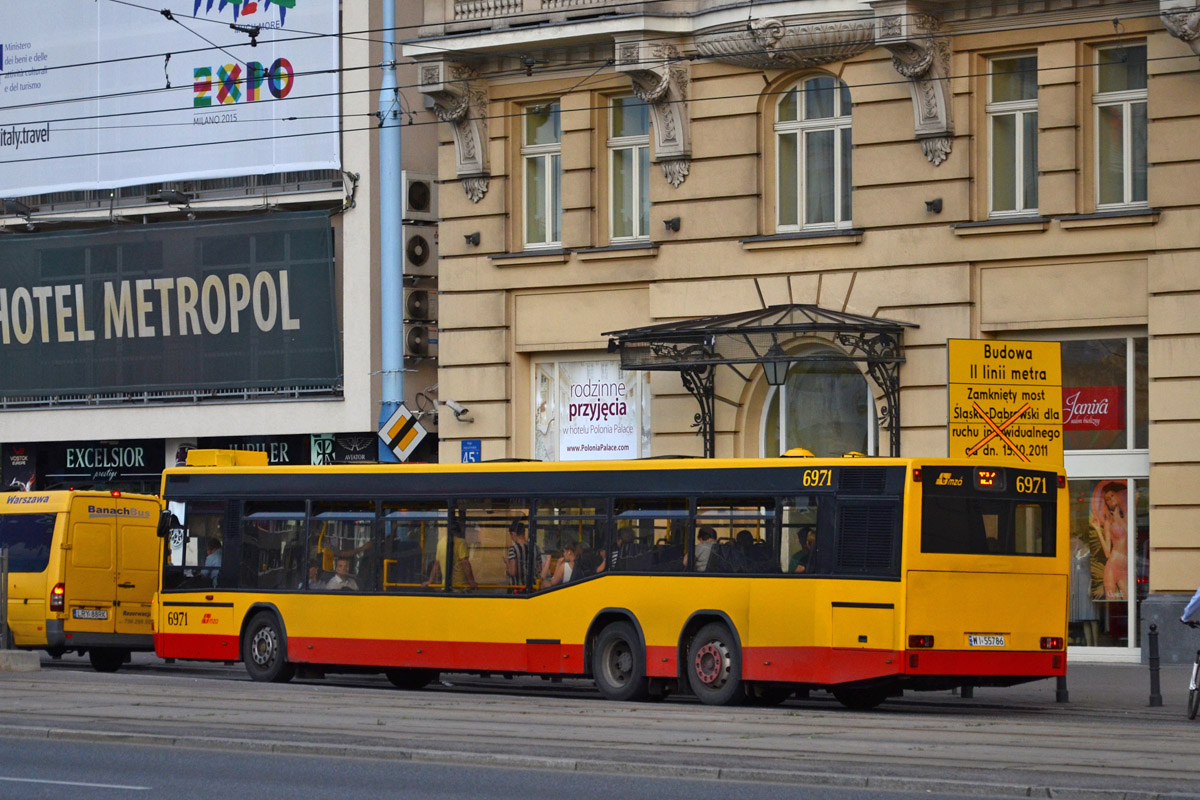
[947,339,1063,466]
[378,402,427,462]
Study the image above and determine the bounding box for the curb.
[0,651,40,672]
[1,724,1198,800]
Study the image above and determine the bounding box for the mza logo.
[200,613,220,625]
[194,0,296,25]
[195,59,294,107]
[935,472,963,487]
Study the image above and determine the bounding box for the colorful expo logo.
[193,0,296,25]
[194,58,294,106]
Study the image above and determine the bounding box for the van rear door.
[115,505,158,636]
[63,500,117,636]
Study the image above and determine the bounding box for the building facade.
[408,0,1200,660]
[1,5,439,485]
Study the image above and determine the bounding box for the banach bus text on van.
[0,271,301,346]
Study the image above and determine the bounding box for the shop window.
[522,103,562,248]
[762,345,874,457]
[609,96,650,242]
[775,75,853,230]
[1061,338,1147,451]
[988,54,1038,216]
[1094,43,1147,209]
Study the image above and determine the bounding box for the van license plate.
[968,634,1005,647]
[72,609,109,620]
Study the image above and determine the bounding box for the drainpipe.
[377,0,402,462]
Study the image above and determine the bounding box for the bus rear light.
[50,583,65,613]
[1057,475,1066,489]
[908,634,934,648]
[912,468,922,482]
[1040,637,1064,650]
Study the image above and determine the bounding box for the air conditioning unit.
[403,287,437,360]
[402,223,438,278]
[401,171,437,222]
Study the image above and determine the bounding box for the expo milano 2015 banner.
[0,1,340,196]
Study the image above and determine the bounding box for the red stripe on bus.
[743,646,903,684]
[904,649,1065,676]
[288,636,590,675]
[155,632,237,660]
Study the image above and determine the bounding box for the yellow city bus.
[152,449,1068,708]
[2,490,161,671]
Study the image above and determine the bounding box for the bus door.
[63,509,118,636]
[114,509,158,636]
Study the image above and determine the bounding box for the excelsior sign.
[947,339,1064,466]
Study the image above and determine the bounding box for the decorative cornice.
[693,15,875,69]
[418,60,490,202]
[615,39,692,188]
[1161,0,1200,56]
[871,3,953,166]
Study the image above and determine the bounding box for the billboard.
[533,360,651,461]
[0,211,340,397]
[0,1,340,197]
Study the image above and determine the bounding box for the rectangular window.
[163,500,227,590]
[534,498,607,589]
[458,499,528,595]
[609,97,650,241]
[920,496,1054,556]
[310,502,374,592]
[612,500,687,572]
[775,77,853,231]
[523,103,562,248]
[695,499,778,574]
[1062,337,1147,451]
[242,502,305,590]
[380,503,446,590]
[0,514,56,573]
[988,55,1038,216]
[1094,44,1147,208]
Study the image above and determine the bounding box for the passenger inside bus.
[326,557,359,591]
[790,526,817,573]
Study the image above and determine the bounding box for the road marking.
[967,401,1031,462]
[0,776,149,790]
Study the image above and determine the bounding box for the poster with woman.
[1088,480,1129,601]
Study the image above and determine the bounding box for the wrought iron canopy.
[603,304,917,458]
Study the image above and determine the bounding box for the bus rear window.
[0,514,56,572]
[921,497,1054,556]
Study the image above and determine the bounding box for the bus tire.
[686,622,744,706]
[592,621,649,702]
[88,647,124,673]
[385,668,438,690]
[832,685,891,710]
[242,611,296,683]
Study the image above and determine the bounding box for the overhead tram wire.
[0,44,1186,170]
[0,3,1174,132]
[19,0,1169,111]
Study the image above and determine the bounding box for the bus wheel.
[385,668,437,690]
[592,621,649,702]
[832,684,891,710]
[88,648,125,673]
[243,612,296,683]
[687,622,744,706]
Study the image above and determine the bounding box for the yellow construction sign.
[947,339,1063,466]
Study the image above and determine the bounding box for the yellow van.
[1,490,160,672]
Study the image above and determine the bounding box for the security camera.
[444,400,473,423]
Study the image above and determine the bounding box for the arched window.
[775,75,853,230]
[761,345,876,457]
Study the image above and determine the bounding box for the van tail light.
[908,634,934,648]
[50,583,65,613]
[110,490,122,497]
[1040,637,1064,650]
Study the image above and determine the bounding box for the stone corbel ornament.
[871,2,953,166]
[418,60,490,202]
[1161,0,1200,56]
[615,39,691,187]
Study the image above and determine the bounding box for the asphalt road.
[1,652,1197,799]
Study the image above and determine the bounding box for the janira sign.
[1062,387,1123,431]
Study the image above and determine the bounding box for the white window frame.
[522,104,562,249]
[608,97,650,242]
[774,76,853,232]
[1093,44,1148,210]
[987,54,1039,217]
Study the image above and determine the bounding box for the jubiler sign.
[947,339,1064,467]
[0,213,339,397]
